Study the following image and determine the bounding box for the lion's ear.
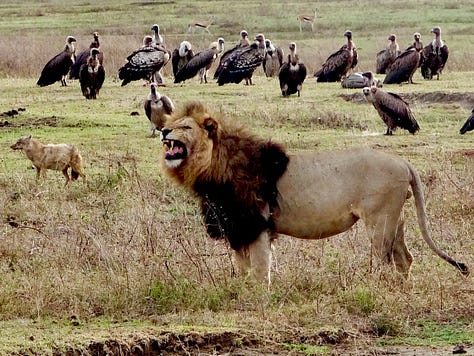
[203,117,218,139]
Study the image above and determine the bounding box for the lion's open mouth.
[162,139,187,161]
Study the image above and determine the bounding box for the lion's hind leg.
[392,219,414,278]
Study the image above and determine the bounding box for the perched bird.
[151,24,169,84]
[37,36,76,87]
[151,24,164,47]
[143,83,174,136]
[79,48,105,99]
[172,41,195,78]
[214,30,250,80]
[376,34,400,74]
[383,46,421,84]
[174,39,223,84]
[216,33,266,86]
[278,42,307,97]
[70,32,102,80]
[460,109,474,134]
[263,39,284,77]
[341,71,382,88]
[314,30,357,82]
[420,26,449,80]
[412,32,424,52]
[118,36,170,87]
[363,86,420,135]
[198,38,225,83]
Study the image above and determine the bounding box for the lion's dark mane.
[193,139,289,250]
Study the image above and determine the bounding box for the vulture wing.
[375,90,419,134]
[460,109,474,134]
[314,48,351,82]
[118,47,169,86]
[70,49,90,79]
[174,49,216,83]
[37,51,74,87]
[383,48,419,84]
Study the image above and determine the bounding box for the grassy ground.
[0,0,473,354]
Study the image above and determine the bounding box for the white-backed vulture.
[172,41,195,78]
[341,71,382,89]
[363,86,420,135]
[151,24,164,47]
[144,83,174,137]
[420,26,449,80]
[213,30,250,80]
[278,42,307,97]
[79,48,105,99]
[216,33,266,86]
[70,32,102,80]
[263,39,284,77]
[460,109,474,135]
[37,36,76,87]
[174,40,222,84]
[314,30,357,82]
[376,34,400,74]
[383,47,421,84]
[151,24,169,84]
[118,36,170,87]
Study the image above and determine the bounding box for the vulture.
[376,34,400,74]
[79,48,105,99]
[151,24,169,84]
[198,38,225,83]
[171,41,195,78]
[143,83,175,137]
[216,33,266,86]
[412,32,424,52]
[460,109,474,135]
[70,32,102,80]
[118,36,170,87]
[420,26,449,80]
[151,24,164,47]
[278,42,307,97]
[263,39,284,77]
[174,39,223,84]
[383,47,421,84]
[363,86,420,135]
[314,30,357,82]
[214,30,251,80]
[37,36,76,87]
[341,71,382,89]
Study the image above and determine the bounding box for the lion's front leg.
[249,232,273,286]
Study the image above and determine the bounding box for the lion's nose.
[161,128,171,139]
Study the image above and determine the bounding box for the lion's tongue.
[167,144,183,157]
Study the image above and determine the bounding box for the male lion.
[160,101,468,285]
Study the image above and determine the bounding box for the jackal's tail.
[70,146,86,181]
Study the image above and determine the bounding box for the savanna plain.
[0,0,473,354]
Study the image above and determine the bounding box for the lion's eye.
[181,125,192,130]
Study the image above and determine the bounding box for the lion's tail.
[408,163,469,276]
[70,146,86,181]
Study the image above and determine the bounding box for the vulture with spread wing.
[363,86,420,135]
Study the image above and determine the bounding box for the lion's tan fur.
[11,135,85,185]
[160,102,468,285]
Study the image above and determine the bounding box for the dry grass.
[0,0,473,353]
